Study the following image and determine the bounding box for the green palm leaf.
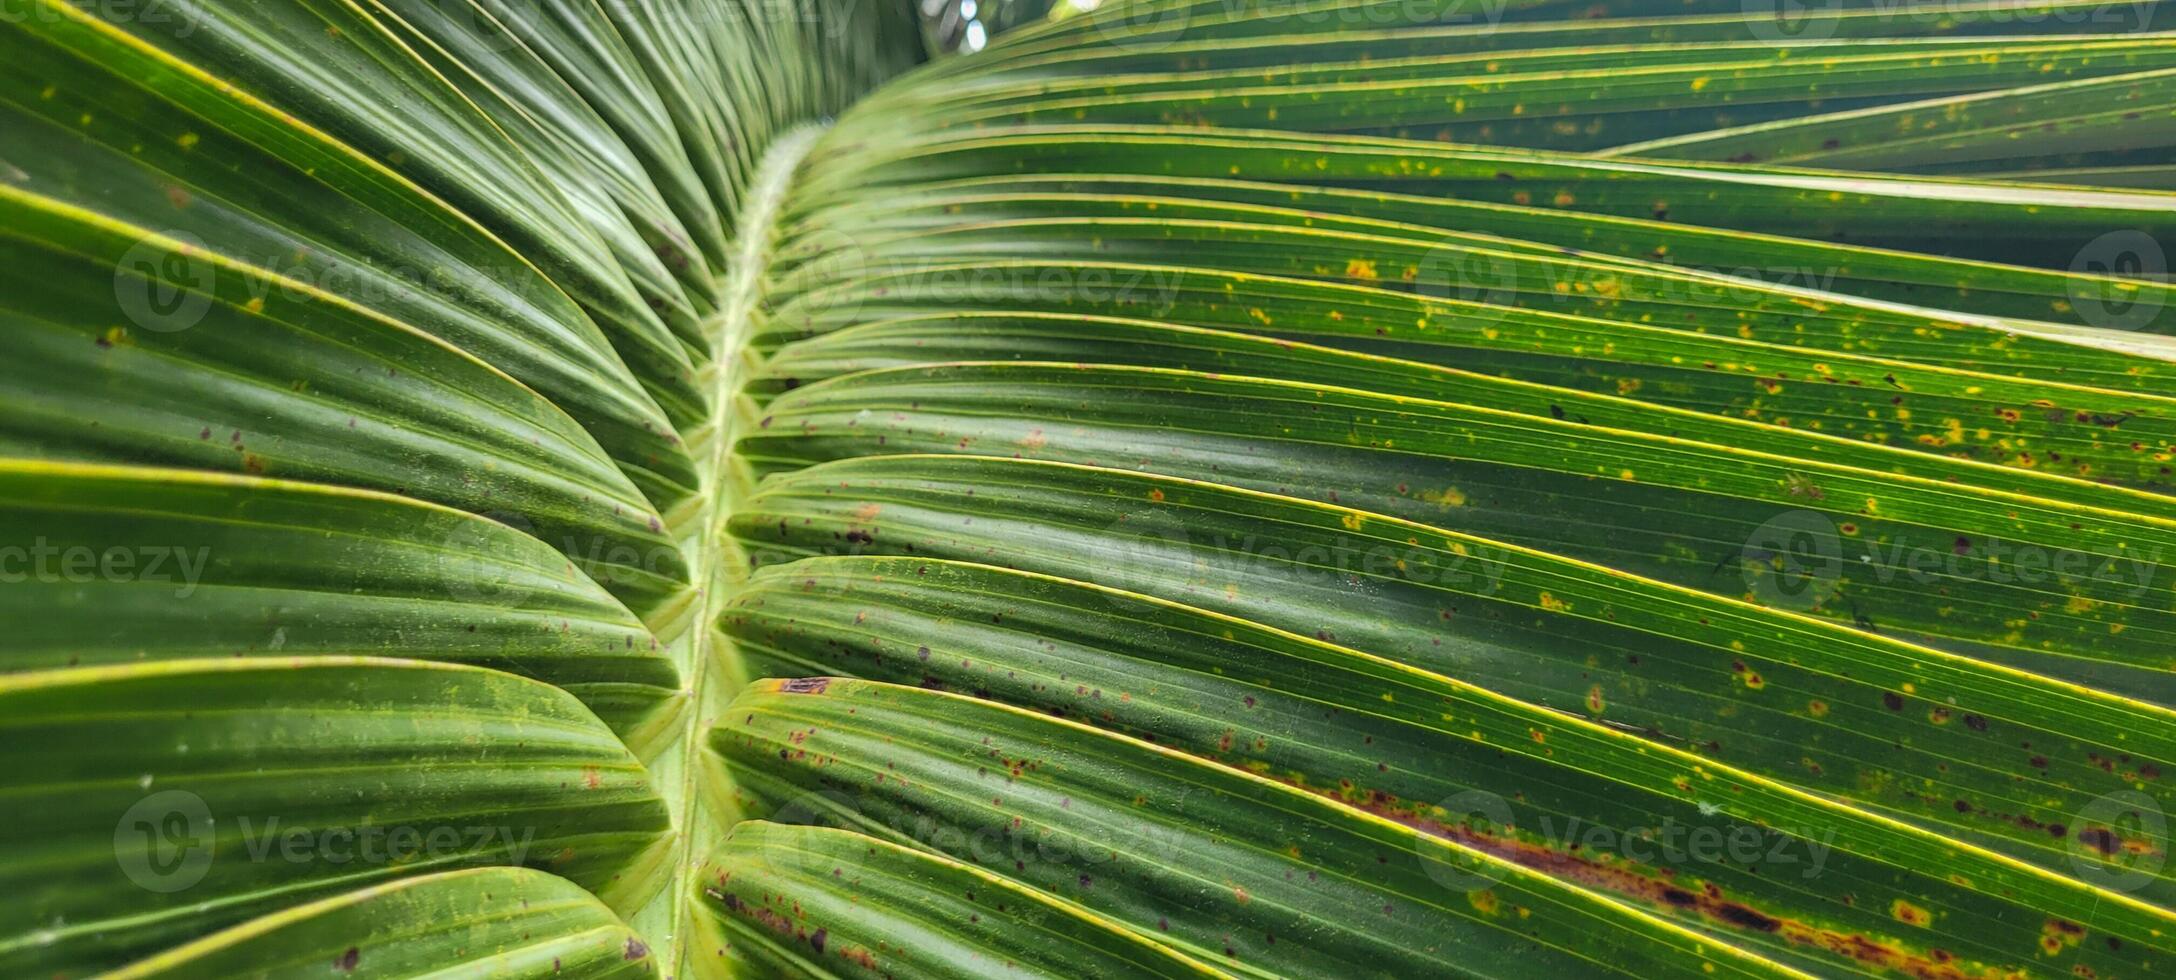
[3,1,2169,977]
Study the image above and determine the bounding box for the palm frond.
[3,2,2170,978]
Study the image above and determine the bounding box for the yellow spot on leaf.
[1421,487,1468,507]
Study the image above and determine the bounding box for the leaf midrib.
[652,122,829,976]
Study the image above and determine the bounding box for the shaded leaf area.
[0,1,920,978]
[761,245,2176,473]
[723,558,2170,978]
[0,184,686,616]
[716,678,1805,979]
[769,173,2169,330]
[961,1,2176,79]
[1606,66,2176,174]
[889,36,2176,152]
[371,0,721,352]
[740,359,2176,697]
[77,0,709,428]
[693,821,1229,978]
[798,124,2176,276]
[916,0,2176,155]
[0,658,671,975]
[1984,163,2176,190]
[706,13,2176,957]
[0,461,679,738]
[761,311,2176,495]
[108,867,659,980]
[0,3,701,510]
[726,455,2173,904]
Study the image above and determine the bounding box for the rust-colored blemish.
[782,677,833,695]
[2039,918,2085,956]
[1256,768,2004,980]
